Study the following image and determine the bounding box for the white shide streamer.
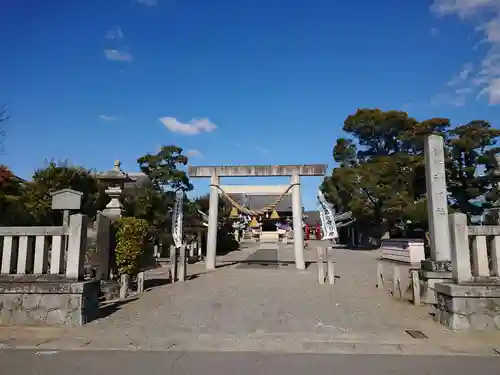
[317,190,338,240]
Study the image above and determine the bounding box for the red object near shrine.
[305,224,310,240]
[316,224,321,240]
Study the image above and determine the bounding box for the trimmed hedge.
[114,217,151,276]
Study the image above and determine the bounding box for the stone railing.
[433,213,500,331]
[0,214,87,278]
[448,213,500,282]
[0,214,100,326]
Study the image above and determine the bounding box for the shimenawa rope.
[209,183,298,216]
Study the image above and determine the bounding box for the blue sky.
[1,0,500,209]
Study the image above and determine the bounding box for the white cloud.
[255,146,270,154]
[447,62,474,86]
[430,0,496,18]
[99,114,116,121]
[430,0,500,105]
[104,49,132,62]
[187,149,203,158]
[104,27,123,40]
[159,117,217,135]
[136,0,159,6]
[431,92,468,107]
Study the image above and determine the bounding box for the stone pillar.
[206,172,219,270]
[424,134,452,262]
[420,135,453,304]
[291,171,306,270]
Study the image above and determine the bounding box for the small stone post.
[170,245,178,282]
[392,265,402,298]
[316,247,326,284]
[120,274,129,299]
[376,262,384,288]
[137,271,145,293]
[178,245,187,282]
[411,270,420,306]
[327,258,335,285]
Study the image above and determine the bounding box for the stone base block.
[418,270,452,304]
[421,259,452,272]
[434,282,500,331]
[0,277,100,326]
[100,280,120,301]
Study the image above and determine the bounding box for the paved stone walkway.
[1,240,500,355]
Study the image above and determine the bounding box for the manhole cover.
[405,330,428,339]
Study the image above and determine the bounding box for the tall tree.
[323,109,450,234]
[137,145,193,192]
[446,121,500,217]
[323,108,500,237]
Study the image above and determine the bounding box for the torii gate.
[188,164,327,270]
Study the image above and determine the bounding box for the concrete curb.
[1,334,499,357]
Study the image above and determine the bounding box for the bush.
[114,217,151,276]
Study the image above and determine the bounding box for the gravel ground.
[2,240,500,354]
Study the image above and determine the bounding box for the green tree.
[128,146,196,243]
[137,145,193,192]
[323,108,500,238]
[122,181,174,231]
[446,121,500,217]
[22,160,99,225]
[323,109,449,235]
[0,165,26,225]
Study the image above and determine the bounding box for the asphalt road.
[1,350,499,375]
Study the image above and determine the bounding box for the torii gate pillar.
[291,170,306,270]
[188,164,327,270]
[206,171,219,270]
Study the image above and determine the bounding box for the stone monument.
[50,188,83,226]
[419,134,453,304]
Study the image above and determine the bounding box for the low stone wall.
[0,277,100,326]
[434,282,500,331]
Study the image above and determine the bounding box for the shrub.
[114,217,151,276]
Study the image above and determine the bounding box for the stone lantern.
[96,160,132,220]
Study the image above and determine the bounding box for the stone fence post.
[66,214,88,280]
[449,212,472,283]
